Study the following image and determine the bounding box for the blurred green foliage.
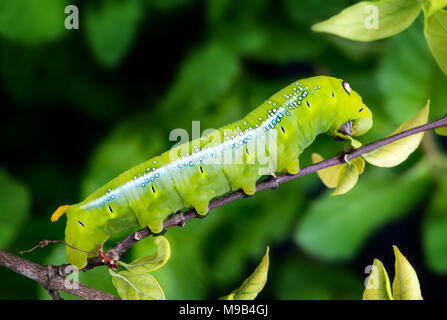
[296,163,431,261]
[0,0,68,45]
[0,170,30,248]
[0,0,447,300]
[86,0,143,67]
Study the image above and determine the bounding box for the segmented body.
[57,76,371,268]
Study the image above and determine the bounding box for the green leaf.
[312,153,363,195]
[353,157,366,175]
[435,126,447,135]
[362,246,423,300]
[363,259,393,300]
[0,169,30,248]
[424,9,447,75]
[295,162,431,261]
[0,0,67,45]
[333,131,363,149]
[312,153,347,189]
[347,136,363,149]
[362,102,429,167]
[110,270,165,300]
[392,246,423,300]
[119,236,171,273]
[423,0,447,17]
[220,247,269,300]
[312,0,422,41]
[86,0,143,67]
[331,162,359,196]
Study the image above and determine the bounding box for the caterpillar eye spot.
[199,166,204,174]
[359,107,364,112]
[331,92,335,98]
[306,101,310,108]
[245,147,250,155]
[280,126,286,134]
[342,81,351,95]
[108,205,113,213]
[151,186,156,193]
[78,220,85,227]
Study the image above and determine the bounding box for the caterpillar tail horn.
[51,205,70,222]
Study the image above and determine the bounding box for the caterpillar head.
[51,204,109,269]
[328,78,373,137]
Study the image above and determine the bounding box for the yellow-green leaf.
[362,102,429,167]
[110,270,165,300]
[331,162,359,196]
[363,259,393,300]
[435,126,447,135]
[352,157,366,175]
[424,9,447,74]
[392,245,423,300]
[312,153,347,188]
[347,136,362,149]
[312,153,362,195]
[118,236,171,274]
[220,247,269,300]
[312,0,422,41]
[423,0,447,17]
[333,132,362,148]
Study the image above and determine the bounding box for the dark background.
[1,0,447,299]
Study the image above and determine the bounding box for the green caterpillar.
[51,76,373,268]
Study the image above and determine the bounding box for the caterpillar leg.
[242,184,256,196]
[286,159,300,175]
[194,202,209,216]
[148,220,165,234]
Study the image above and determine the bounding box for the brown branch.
[0,249,118,300]
[73,114,447,273]
[4,114,447,298]
[47,288,63,300]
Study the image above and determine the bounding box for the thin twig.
[18,239,96,256]
[0,249,118,300]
